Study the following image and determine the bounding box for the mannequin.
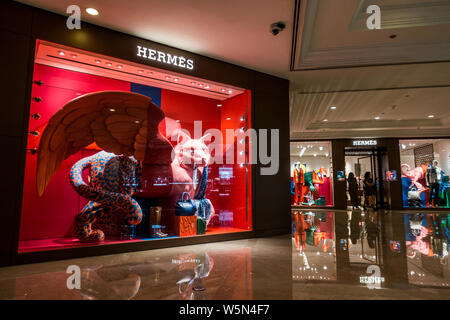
[293,164,300,205]
[426,160,442,207]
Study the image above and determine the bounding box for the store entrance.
[345,147,389,210]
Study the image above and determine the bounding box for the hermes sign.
[353,140,377,146]
[136,45,194,70]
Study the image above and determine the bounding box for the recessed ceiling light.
[374,116,380,120]
[117,65,123,69]
[165,76,170,80]
[221,89,226,92]
[199,83,204,87]
[191,81,196,85]
[173,78,179,82]
[71,54,77,58]
[147,71,153,75]
[109,108,116,112]
[217,104,222,107]
[428,114,435,118]
[95,60,101,64]
[323,119,328,122]
[138,70,143,74]
[205,85,210,89]
[58,51,65,56]
[106,62,112,67]
[226,117,231,120]
[86,8,99,16]
[330,106,336,110]
[228,90,232,94]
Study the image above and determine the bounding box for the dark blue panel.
[130,83,161,107]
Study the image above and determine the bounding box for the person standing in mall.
[363,171,377,210]
[347,172,360,209]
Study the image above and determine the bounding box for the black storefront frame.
[291,137,450,212]
[0,1,291,266]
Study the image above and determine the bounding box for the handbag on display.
[175,192,197,216]
[197,217,207,235]
[407,187,421,200]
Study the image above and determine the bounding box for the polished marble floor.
[0,210,449,300]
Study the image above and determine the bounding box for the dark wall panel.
[252,74,291,236]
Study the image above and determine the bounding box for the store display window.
[400,139,450,208]
[290,142,333,207]
[19,40,252,253]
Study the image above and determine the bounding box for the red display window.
[19,40,252,253]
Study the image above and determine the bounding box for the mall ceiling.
[15,0,450,139]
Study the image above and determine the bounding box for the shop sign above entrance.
[353,140,377,146]
[136,45,194,70]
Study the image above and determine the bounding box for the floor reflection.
[292,210,450,293]
[0,210,449,299]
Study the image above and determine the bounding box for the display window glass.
[19,40,252,253]
[399,139,450,208]
[290,142,333,207]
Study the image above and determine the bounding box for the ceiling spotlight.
[71,54,77,58]
[428,114,435,118]
[58,51,65,56]
[323,119,328,122]
[313,153,317,157]
[147,71,153,75]
[165,76,170,80]
[226,117,231,120]
[134,120,140,124]
[86,8,99,16]
[95,59,101,64]
[325,153,329,157]
[221,88,226,92]
[319,146,323,151]
[109,108,116,112]
[228,90,232,94]
[106,62,112,67]
[173,78,179,82]
[217,104,222,107]
[330,106,336,110]
[191,81,196,85]
[199,83,204,87]
[117,65,123,69]
[374,116,380,120]
[205,85,210,89]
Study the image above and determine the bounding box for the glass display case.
[290,141,333,207]
[19,40,252,253]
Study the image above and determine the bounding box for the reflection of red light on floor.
[18,227,250,253]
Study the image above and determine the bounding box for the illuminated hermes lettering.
[187,59,194,70]
[157,51,166,63]
[148,49,157,60]
[166,54,178,66]
[136,45,194,70]
[353,140,377,146]
[136,46,147,58]
[178,56,186,68]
